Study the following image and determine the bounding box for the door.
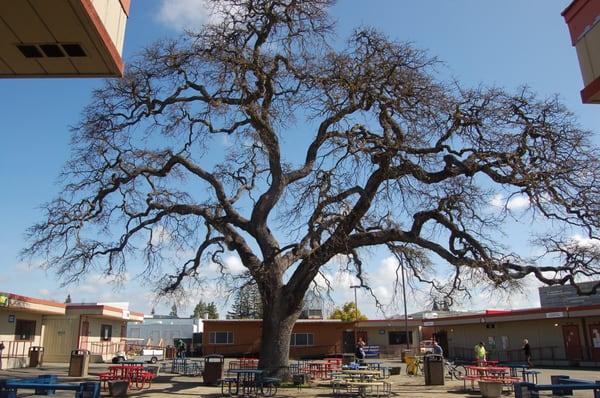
[562,325,583,361]
[79,320,90,350]
[588,324,600,361]
[342,331,355,353]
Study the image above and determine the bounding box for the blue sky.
[1,0,598,318]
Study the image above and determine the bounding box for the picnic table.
[98,364,155,390]
[331,379,391,397]
[339,369,383,380]
[221,369,279,397]
[463,365,519,391]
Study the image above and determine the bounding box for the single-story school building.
[203,319,355,358]
[204,304,600,367]
[0,292,66,369]
[422,304,600,367]
[0,292,144,368]
[43,303,144,363]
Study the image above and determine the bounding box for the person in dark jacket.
[523,339,532,367]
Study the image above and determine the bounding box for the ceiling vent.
[39,44,65,58]
[16,45,43,58]
[61,44,86,57]
[16,43,87,59]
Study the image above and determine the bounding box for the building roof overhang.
[0,0,129,78]
[0,292,66,315]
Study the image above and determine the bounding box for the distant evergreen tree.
[227,282,262,319]
[169,303,178,317]
[150,307,155,316]
[65,294,72,304]
[192,300,219,319]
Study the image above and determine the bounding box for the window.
[209,331,233,344]
[290,333,314,346]
[14,320,36,341]
[100,324,112,341]
[388,331,412,345]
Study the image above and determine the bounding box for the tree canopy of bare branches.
[23,0,600,374]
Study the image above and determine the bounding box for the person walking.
[176,339,186,359]
[474,342,487,365]
[523,339,533,368]
[432,341,444,357]
[355,337,366,364]
[0,341,4,370]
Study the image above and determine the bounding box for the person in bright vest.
[474,341,486,364]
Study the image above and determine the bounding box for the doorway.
[562,324,583,361]
[79,320,90,350]
[588,324,600,361]
[342,331,355,353]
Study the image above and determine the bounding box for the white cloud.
[570,234,600,249]
[156,0,227,31]
[507,196,530,210]
[489,193,530,210]
[224,256,246,275]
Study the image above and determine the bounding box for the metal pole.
[350,285,360,342]
[400,256,410,349]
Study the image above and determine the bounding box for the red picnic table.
[99,364,156,390]
[463,365,520,391]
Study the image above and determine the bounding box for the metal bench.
[0,381,100,398]
[363,346,380,359]
[515,377,600,398]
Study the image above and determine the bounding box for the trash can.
[68,349,90,377]
[423,354,444,385]
[29,346,44,367]
[203,354,224,386]
[108,380,129,397]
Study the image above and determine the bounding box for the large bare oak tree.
[24,0,600,375]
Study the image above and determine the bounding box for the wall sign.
[8,314,15,323]
[0,294,8,307]
[423,321,434,326]
[545,312,565,318]
[378,329,385,335]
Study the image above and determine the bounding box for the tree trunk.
[258,288,302,379]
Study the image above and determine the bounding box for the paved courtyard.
[0,359,599,397]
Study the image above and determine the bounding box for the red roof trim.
[422,303,600,323]
[119,0,131,16]
[581,74,600,104]
[562,0,588,18]
[66,304,143,318]
[6,293,65,309]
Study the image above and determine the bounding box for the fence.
[450,345,559,362]
[88,341,126,357]
[4,340,33,360]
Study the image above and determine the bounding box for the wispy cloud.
[570,234,600,249]
[156,0,220,31]
[224,256,246,275]
[490,193,530,210]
